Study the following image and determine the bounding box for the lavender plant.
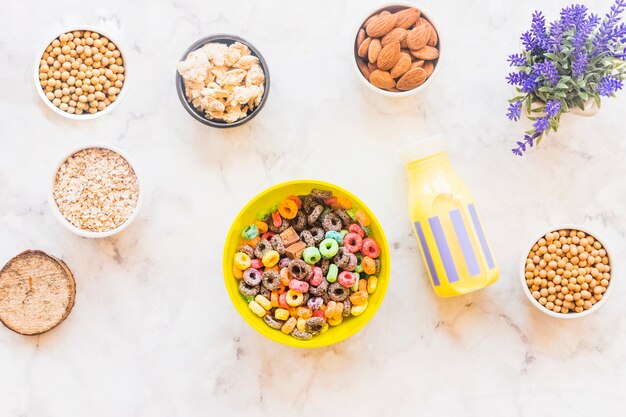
[507,1,626,156]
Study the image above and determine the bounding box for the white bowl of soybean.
[520,224,615,319]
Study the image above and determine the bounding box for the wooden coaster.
[0,250,76,336]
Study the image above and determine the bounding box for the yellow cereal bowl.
[223,180,390,348]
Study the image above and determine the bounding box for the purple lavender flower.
[572,14,601,78]
[594,0,626,56]
[598,75,624,96]
[535,61,559,84]
[507,53,526,67]
[545,99,562,117]
[531,11,549,50]
[511,134,538,156]
[507,100,523,121]
[533,116,550,134]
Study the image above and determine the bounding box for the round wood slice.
[0,250,75,335]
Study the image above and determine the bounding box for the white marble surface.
[1,0,626,415]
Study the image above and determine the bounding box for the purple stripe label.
[414,221,440,286]
[450,209,481,277]
[428,216,460,283]
[468,204,495,269]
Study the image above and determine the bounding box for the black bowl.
[175,34,270,128]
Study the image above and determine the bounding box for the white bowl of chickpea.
[521,225,614,319]
[34,26,127,120]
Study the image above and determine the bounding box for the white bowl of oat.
[49,143,142,238]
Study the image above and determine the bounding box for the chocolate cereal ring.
[270,235,286,255]
[320,259,330,276]
[342,299,352,317]
[334,209,352,227]
[344,253,358,272]
[293,211,307,232]
[309,227,325,245]
[311,188,332,201]
[333,247,351,269]
[300,230,316,247]
[278,258,291,269]
[269,219,290,233]
[259,286,271,299]
[308,205,323,225]
[291,329,313,340]
[309,278,328,296]
[328,282,350,302]
[238,280,259,297]
[301,292,310,305]
[374,258,381,274]
[238,244,254,258]
[263,315,284,330]
[288,259,310,280]
[305,317,325,335]
[262,269,281,291]
[321,213,342,232]
[243,268,262,286]
[301,195,317,214]
[254,239,273,259]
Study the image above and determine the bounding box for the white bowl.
[49,143,143,238]
[34,26,128,120]
[352,2,442,97]
[520,224,615,319]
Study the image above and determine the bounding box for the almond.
[406,25,429,50]
[423,19,438,46]
[395,7,421,29]
[377,41,400,71]
[390,52,412,78]
[396,67,427,90]
[423,61,435,77]
[367,62,378,72]
[363,13,380,29]
[357,58,370,79]
[369,69,396,89]
[410,60,425,70]
[410,45,439,60]
[368,38,382,63]
[357,28,366,48]
[400,37,408,48]
[381,27,407,47]
[366,13,398,37]
[357,37,371,58]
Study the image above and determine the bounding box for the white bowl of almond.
[49,143,142,238]
[353,3,440,96]
[521,225,614,319]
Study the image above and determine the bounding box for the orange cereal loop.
[336,195,352,210]
[362,256,377,275]
[350,290,368,306]
[278,199,298,219]
[358,278,367,292]
[288,307,299,317]
[270,291,279,307]
[255,221,268,233]
[243,235,261,248]
[356,209,371,227]
[233,265,244,279]
[287,195,302,208]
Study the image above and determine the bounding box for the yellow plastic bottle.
[403,135,499,297]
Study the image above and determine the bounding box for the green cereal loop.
[351,272,360,292]
[339,229,349,238]
[346,209,356,221]
[327,264,338,282]
[363,225,373,236]
[244,295,254,303]
[241,224,259,240]
[256,208,271,221]
[319,238,339,259]
[270,203,278,212]
[303,247,321,265]
[355,254,364,273]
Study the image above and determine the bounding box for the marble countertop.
[1,0,626,415]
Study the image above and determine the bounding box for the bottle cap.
[400,134,447,165]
